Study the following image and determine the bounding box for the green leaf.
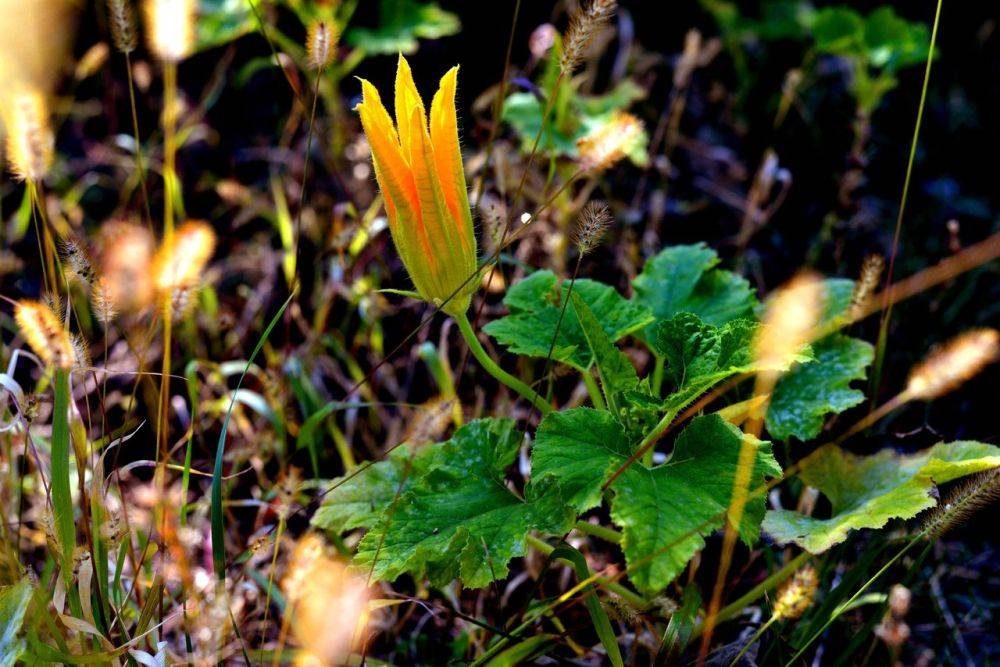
[763,441,1000,553]
[196,0,257,52]
[863,7,932,71]
[354,419,574,588]
[570,293,639,415]
[652,313,758,390]
[311,449,422,534]
[532,408,632,513]
[502,81,649,163]
[484,271,652,372]
[611,415,780,594]
[632,244,757,341]
[0,579,32,667]
[532,411,780,594]
[811,7,865,56]
[347,0,460,54]
[764,278,871,442]
[765,334,873,441]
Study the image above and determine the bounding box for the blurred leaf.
[484,635,559,666]
[0,579,32,667]
[763,441,1000,552]
[632,243,757,342]
[502,81,648,163]
[347,0,460,54]
[811,7,865,56]
[484,270,652,372]
[863,6,931,70]
[196,0,256,52]
[354,420,574,588]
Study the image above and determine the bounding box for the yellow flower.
[356,56,478,316]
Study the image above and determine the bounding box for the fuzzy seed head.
[561,0,617,75]
[143,0,195,62]
[906,328,999,401]
[61,238,94,285]
[755,272,824,371]
[577,110,643,173]
[107,0,138,54]
[773,565,818,620]
[921,469,999,540]
[2,89,54,182]
[14,300,75,369]
[572,201,612,255]
[847,254,884,320]
[96,220,156,315]
[153,220,216,296]
[306,21,338,70]
[283,534,368,665]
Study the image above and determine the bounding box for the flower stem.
[455,311,552,414]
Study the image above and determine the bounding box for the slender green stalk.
[871,0,943,403]
[454,311,552,414]
[690,551,810,639]
[729,615,778,666]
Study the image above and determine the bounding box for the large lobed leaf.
[631,244,757,341]
[353,419,574,588]
[532,411,780,594]
[484,270,652,372]
[763,441,1000,553]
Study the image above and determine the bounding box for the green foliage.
[502,81,649,165]
[631,244,757,341]
[347,0,460,54]
[763,441,1000,553]
[533,411,779,594]
[483,270,652,372]
[352,420,574,588]
[766,334,872,441]
[195,0,257,52]
[0,579,32,667]
[702,2,933,114]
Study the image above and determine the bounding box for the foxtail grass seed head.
[772,564,817,621]
[153,220,216,295]
[61,238,93,285]
[577,111,644,173]
[572,201,612,255]
[283,534,368,665]
[755,272,824,371]
[1,89,54,182]
[306,20,338,70]
[143,0,195,62]
[355,56,479,316]
[14,300,75,369]
[920,469,999,540]
[96,220,155,315]
[847,254,884,320]
[107,0,138,54]
[561,0,617,75]
[906,328,999,401]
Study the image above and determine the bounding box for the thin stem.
[690,551,810,640]
[124,53,154,230]
[872,0,944,403]
[454,311,552,415]
[729,615,778,666]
